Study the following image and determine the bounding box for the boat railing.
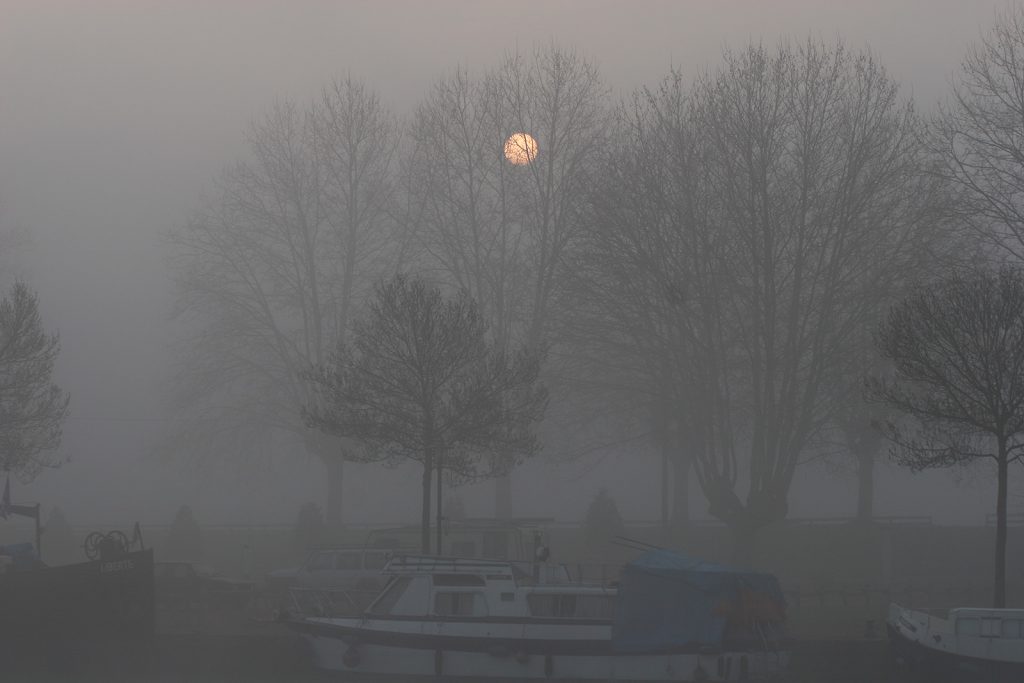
[288,586,378,618]
[385,554,515,575]
[566,562,623,587]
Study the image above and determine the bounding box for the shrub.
[165,505,204,561]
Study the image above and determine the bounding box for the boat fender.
[692,663,708,683]
[434,649,444,676]
[515,650,529,664]
[544,654,554,678]
[342,645,361,668]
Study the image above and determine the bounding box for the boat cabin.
[365,555,616,620]
[951,608,1024,639]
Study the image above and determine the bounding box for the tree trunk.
[730,519,758,567]
[494,474,512,519]
[325,457,345,528]
[436,451,444,556]
[671,454,690,530]
[421,450,434,554]
[660,439,670,543]
[856,445,875,523]
[995,444,1009,608]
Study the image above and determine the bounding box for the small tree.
[868,266,1024,607]
[165,505,204,562]
[291,501,325,558]
[0,282,70,480]
[583,488,625,556]
[306,275,548,554]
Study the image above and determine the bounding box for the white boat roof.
[384,554,516,575]
[951,607,1024,619]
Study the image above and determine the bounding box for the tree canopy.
[869,266,1024,607]
[306,275,547,552]
[0,282,70,481]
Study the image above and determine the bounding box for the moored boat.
[288,548,790,682]
[887,602,1024,681]
[0,528,155,671]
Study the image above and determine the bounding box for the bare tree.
[580,40,936,561]
[168,79,399,525]
[868,266,1024,607]
[407,45,608,516]
[692,41,939,558]
[572,74,721,539]
[0,282,70,481]
[930,4,1024,261]
[306,275,547,553]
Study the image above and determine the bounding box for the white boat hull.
[301,629,789,682]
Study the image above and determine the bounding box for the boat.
[887,602,1024,681]
[0,526,155,672]
[287,548,791,682]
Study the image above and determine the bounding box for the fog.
[0,0,1014,531]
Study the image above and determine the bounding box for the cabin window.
[528,594,576,617]
[1004,619,1022,638]
[956,618,980,636]
[367,576,411,615]
[335,552,361,570]
[434,591,486,616]
[527,594,615,619]
[981,618,1002,637]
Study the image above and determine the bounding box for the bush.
[165,505,204,561]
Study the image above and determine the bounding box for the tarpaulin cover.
[610,549,785,654]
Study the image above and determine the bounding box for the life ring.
[342,644,361,668]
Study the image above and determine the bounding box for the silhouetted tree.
[869,266,1024,608]
[583,488,624,556]
[407,46,609,517]
[165,505,204,562]
[306,275,548,553]
[583,40,937,562]
[0,282,70,480]
[291,501,325,558]
[168,78,400,526]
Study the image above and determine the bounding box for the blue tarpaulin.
[610,549,785,654]
[0,543,37,571]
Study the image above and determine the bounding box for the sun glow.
[503,132,538,165]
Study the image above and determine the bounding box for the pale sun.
[504,132,538,165]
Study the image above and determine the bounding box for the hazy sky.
[0,0,1016,530]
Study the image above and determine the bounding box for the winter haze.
[0,0,1012,529]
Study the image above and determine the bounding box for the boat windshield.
[367,576,411,615]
